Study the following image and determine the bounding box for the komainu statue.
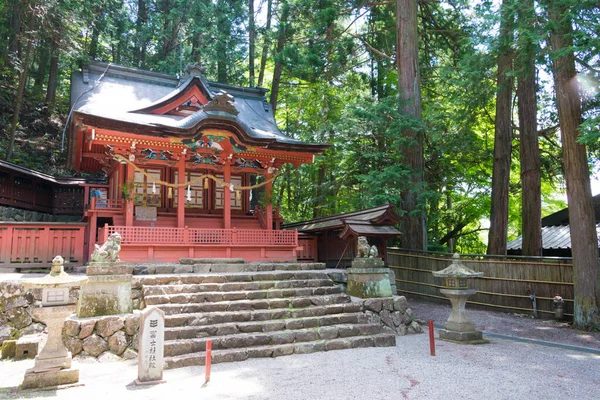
[91,232,122,263]
[357,236,378,258]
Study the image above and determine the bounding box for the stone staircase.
[135,260,397,369]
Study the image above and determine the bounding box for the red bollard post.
[428,320,436,356]
[205,339,212,385]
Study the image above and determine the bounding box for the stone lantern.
[432,253,487,343]
[21,256,88,389]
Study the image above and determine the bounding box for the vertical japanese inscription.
[137,307,165,384]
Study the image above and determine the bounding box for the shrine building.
[68,61,328,262]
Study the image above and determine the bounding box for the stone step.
[144,285,343,306]
[164,303,364,333]
[158,293,352,318]
[135,271,332,287]
[180,258,246,265]
[164,323,387,357]
[164,333,397,369]
[142,278,335,297]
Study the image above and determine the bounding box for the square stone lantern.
[432,253,488,344]
[21,256,88,389]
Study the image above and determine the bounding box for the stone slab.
[21,368,79,389]
[15,337,39,359]
[346,268,393,298]
[351,258,385,269]
[438,329,489,344]
[86,263,133,276]
[138,307,165,384]
[1,340,16,359]
[179,258,245,265]
[77,275,133,318]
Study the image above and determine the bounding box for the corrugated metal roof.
[507,223,600,250]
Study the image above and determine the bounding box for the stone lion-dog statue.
[91,232,122,263]
[356,236,378,258]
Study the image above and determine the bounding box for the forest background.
[0,0,598,256]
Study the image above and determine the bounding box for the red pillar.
[266,179,273,231]
[87,211,97,259]
[125,164,134,227]
[223,160,231,229]
[177,158,185,228]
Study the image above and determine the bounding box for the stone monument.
[21,256,88,389]
[346,236,393,298]
[432,253,488,344]
[136,307,166,385]
[78,232,133,318]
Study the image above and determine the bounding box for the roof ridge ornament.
[185,63,206,77]
[203,90,239,115]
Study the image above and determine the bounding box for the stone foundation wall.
[362,296,423,335]
[62,314,139,361]
[1,280,139,362]
[0,205,81,222]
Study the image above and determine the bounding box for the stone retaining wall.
[362,296,423,335]
[62,314,139,361]
[0,205,81,222]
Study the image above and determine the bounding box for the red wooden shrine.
[68,61,328,262]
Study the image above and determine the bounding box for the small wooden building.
[67,61,328,262]
[283,204,401,267]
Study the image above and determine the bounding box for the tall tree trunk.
[487,0,514,255]
[89,21,101,60]
[547,1,600,330]
[270,0,289,114]
[257,0,272,87]
[4,0,21,67]
[34,41,48,89]
[45,35,59,113]
[396,0,425,250]
[6,12,34,161]
[216,0,229,83]
[135,0,148,68]
[248,0,255,87]
[517,0,541,256]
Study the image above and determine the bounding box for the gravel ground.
[408,296,600,350]
[1,297,599,400]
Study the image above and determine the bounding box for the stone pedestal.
[21,305,80,389]
[347,258,393,298]
[77,262,133,318]
[438,288,487,343]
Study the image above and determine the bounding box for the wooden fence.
[388,249,575,318]
[0,223,87,270]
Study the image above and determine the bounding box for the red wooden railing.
[89,198,124,211]
[0,223,86,269]
[106,226,298,246]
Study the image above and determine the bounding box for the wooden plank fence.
[388,249,574,318]
[0,223,87,270]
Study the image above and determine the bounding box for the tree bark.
[4,0,21,67]
[216,0,229,83]
[248,0,255,87]
[270,0,289,115]
[45,38,59,113]
[396,0,425,250]
[517,0,542,256]
[34,41,48,88]
[487,0,514,255]
[547,1,600,330]
[135,0,148,68]
[6,11,35,161]
[257,0,272,87]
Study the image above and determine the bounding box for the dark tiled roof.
[70,61,327,152]
[0,160,85,186]
[541,194,600,226]
[282,204,400,234]
[507,223,600,250]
